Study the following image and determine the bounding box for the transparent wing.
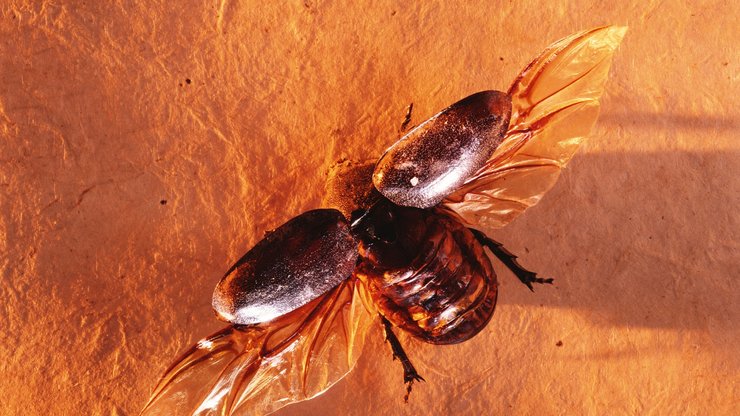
[141,279,377,416]
[442,26,627,229]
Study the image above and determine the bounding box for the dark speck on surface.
[185,78,191,84]
[160,199,167,205]
[556,340,563,347]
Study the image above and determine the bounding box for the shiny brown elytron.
[142,26,626,416]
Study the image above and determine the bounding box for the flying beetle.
[142,26,626,416]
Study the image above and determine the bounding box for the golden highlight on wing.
[141,280,376,416]
[443,26,627,229]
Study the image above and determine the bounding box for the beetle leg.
[399,102,414,133]
[380,314,424,402]
[469,228,553,291]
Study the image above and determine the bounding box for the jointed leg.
[399,103,414,133]
[380,314,424,402]
[469,228,553,291]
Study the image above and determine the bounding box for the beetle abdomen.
[354,202,498,344]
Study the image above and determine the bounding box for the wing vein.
[300,281,348,395]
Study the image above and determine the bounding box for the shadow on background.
[489,148,738,330]
[600,111,739,131]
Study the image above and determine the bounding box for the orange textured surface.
[1,1,738,415]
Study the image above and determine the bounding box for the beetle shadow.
[598,110,738,132]
[491,147,738,330]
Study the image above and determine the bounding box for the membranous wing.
[442,26,627,229]
[142,280,376,416]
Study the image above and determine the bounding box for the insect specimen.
[142,26,626,416]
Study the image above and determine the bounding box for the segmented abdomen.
[355,206,498,344]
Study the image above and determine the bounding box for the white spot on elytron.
[410,177,419,186]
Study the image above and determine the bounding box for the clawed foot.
[513,267,554,292]
[469,228,553,291]
[402,370,425,403]
[381,315,425,402]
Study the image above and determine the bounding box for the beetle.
[142,26,626,416]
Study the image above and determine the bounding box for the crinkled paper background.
[1,1,737,415]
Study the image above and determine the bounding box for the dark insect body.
[142,26,626,416]
[353,198,499,345]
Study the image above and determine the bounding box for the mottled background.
[1,1,737,415]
